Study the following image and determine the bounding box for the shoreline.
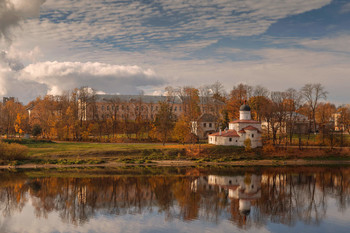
[2,159,350,169]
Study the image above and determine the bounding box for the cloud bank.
[0,59,164,102]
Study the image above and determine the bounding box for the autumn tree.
[173,116,192,144]
[227,83,252,120]
[153,101,175,145]
[316,102,336,144]
[0,99,28,138]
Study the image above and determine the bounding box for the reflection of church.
[191,174,261,216]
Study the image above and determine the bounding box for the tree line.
[0,82,349,146]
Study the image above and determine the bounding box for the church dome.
[240,104,251,111]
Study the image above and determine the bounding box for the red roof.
[230,119,260,124]
[209,130,240,137]
[243,125,259,131]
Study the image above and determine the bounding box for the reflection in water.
[0,167,350,232]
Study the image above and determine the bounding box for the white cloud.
[12,0,331,58]
[0,0,45,42]
[18,61,164,97]
[300,34,350,53]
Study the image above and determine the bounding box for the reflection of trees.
[0,167,349,228]
[0,173,28,217]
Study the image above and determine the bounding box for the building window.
[102,106,104,111]
[174,106,177,111]
[156,106,158,111]
[229,138,232,142]
[107,106,109,110]
[209,123,212,127]
[112,106,114,110]
[236,140,238,142]
[179,106,182,111]
[203,123,207,127]
[252,134,254,138]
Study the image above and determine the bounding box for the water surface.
[0,166,349,233]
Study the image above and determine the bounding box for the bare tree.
[301,83,328,136]
[285,88,302,144]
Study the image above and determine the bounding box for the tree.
[301,83,328,135]
[316,102,336,145]
[227,83,252,120]
[284,88,302,144]
[173,116,191,144]
[153,101,175,145]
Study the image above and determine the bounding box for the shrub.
[32,124,42,137]
[0,141,28,161]
[263,143,275,154]
[244,138,252,152]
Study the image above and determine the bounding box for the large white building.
[208,103,262,148]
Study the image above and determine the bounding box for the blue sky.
[0,0,350,104]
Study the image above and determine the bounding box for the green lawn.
[26,142,185,158]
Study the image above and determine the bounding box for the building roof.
[95,94,182,104]
[209,129,240,137]
[197,113,217,122]
[239,125,261,133]
[230,119,260,124]
[243,125,259,131]
[240,104,251,111]
[92,94,225,105]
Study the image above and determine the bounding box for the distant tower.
[239,101,251,120]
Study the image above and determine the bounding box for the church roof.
[243,126,260,131]
[239,125,261,133]
[240,104,251,111]
[209,130,240,137]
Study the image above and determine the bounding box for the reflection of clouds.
[4,201,271,233]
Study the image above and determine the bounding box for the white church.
[208,103,262,148]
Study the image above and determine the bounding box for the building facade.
[79,94,224,121]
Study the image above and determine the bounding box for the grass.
[2,138,350,167]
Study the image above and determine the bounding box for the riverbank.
[1,140,350,168]
[1,158,350,169]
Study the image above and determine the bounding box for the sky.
[0,0,350,104]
